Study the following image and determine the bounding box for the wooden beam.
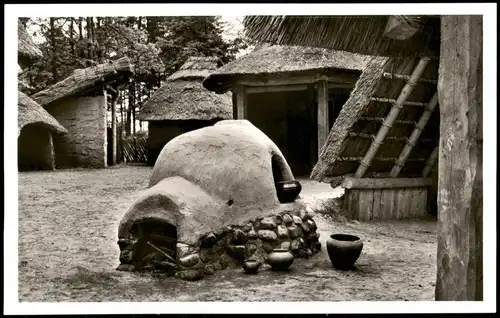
[336,156,426,163]
[245,84,308,94]
[390,92,439,177]
[382,72,437,84]
[341,177,432,189]
[358,116,416,125]
[435,15,483,301]
[110,94,117,166]
[348,132,434,143]
[317,80,329,158]
[354,57,431,178]
[106,84,118,96]
[328,83,355,89]
[371,97,429,107]
[234,85,247,119]
[422,145,439,177]
[236,73,358,87]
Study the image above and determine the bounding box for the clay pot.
[326,234,363,270]
[266,248,294,271]
[275,180,302,203]
[242,260,261,274]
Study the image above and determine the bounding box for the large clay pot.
[242,259,261,274]
[275,180,302,203]
[266,248,294,271]
[326,234,363,270]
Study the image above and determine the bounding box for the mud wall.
[46,94,107,168]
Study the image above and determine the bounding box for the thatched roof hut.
[18,91,68,171]
[32,57,134,107]
[243,16,441,181]
[30,57,134,169]
[138,56,232,121]
[18,22,43,69]
[138,56,232,165]
[203,44,375,93]
[18,91,67,137]
[243,15,484,301]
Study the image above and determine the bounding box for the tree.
[20,16,248,137]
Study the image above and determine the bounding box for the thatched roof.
[168,56,220,81]
[18,91,67,136]
[32,57,134,107]
[243,16,441,58]
[138,56,232,121]
[203,44,375,93]
[310,57,440,181]
[18,22,43,69]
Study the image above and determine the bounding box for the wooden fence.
[121,134,148,163]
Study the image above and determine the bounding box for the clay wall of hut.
[31,57,134,168]
[45,94,108,168]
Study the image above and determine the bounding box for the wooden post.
[111,94,117,166]
[235,85,247,119]
[317,80,329,158]
[354,57,431,178]
[435,15,483,301]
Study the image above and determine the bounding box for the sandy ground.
[18,165,437,302]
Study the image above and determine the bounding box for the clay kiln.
[116,120,321,279]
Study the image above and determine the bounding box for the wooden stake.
[390,92,439,177]
[235,85,247,119]
[354,57,431,178]
[111,94,117,166]
[317,80,329,158]
[422,145,439,177]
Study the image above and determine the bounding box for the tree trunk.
[435,15,483,301]
[49,17,58,83]
[70,18,75,55]
[78,17,84,58]
[86,17,94,60]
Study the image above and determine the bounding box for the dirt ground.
[18,165,437,302]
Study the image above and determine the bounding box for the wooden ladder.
[353,57,439,178]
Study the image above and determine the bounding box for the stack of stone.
[117,206,321,281]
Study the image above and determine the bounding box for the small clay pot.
[242,260,261,274]
[326,234,363,270]
[275,180,302,203]
[266,248,294,271]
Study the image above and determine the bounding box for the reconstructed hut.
[137,56,232,165]
[18,92,68,170]
[244,15,483,301]
[203,44,379,176]
[17,22,68,171]
[31,57,134,168]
